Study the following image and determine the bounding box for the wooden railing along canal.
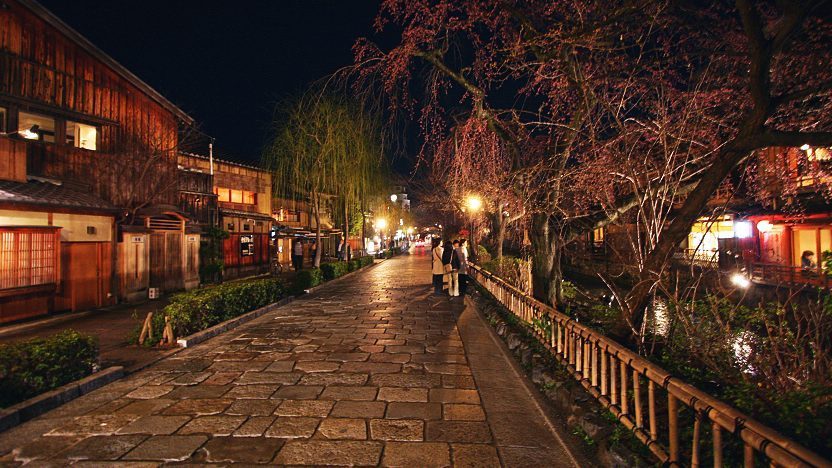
[469,263,831,467]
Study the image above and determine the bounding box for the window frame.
[17,111,57,143]
[0,227,61,293]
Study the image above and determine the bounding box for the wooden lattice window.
[0,227,60,290]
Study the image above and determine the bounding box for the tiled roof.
[219,208,275,222]
[0,179,117,212]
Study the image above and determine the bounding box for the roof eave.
[18,0,195,125]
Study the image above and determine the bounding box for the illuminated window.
[66,121,98,150]
[0,228,59,290]
[18,111,55,142]
[0,106,7,133]
[216,187,256,205]
[592,227,605,246]
[216,187,230,202]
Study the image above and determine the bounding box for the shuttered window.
[0,228,60,290]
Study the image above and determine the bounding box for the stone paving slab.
[0,252,585,466]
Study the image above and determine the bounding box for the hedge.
[0,330,98,408]
[133,277,286,343]
[293,268,323,291]
[321,262,349,280]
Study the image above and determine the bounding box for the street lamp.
[466,195,483,213]
[390,194,398,203]
[464,195,483,261]
[375,218,388,230]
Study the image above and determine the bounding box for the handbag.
[443,263,453,274]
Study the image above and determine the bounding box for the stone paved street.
[0,250,584,466]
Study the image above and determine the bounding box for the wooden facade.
[0,0,199,322]
[178,153,273,280]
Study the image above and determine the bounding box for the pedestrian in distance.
[456,238,469,296]
[442,240,458,297]
[292,239,304,271]
[431,238,444,295]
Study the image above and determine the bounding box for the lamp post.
[465,195,483,262]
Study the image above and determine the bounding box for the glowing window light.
[734,221,753,239]
[757,220,772,233]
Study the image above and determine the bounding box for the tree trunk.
[529,212,563,307]
[624,148,748,330]
[343,198,350,261]
[361,197,367,255]
[496,209,506,260]
[313,193,322,267]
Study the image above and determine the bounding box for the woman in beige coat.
[431,238,444,295]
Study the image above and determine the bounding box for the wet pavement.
[0,251,583,466]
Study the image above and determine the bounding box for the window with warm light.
[66,121,98,150]
[0,106,7,134]
[215,187,256,205]
[18,111,55,142]
[216,187,230,202]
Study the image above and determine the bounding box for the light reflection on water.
[648,297,669,336]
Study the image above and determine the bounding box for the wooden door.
[149,232,184,291]
[149,233,166,289]
[165,232,183,290]
[57,242,111,311]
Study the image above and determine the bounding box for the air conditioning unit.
[148,287,160,299]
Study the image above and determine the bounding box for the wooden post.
[601,349,608,396]
[648,381,657,440]
[713,423,723,468]
[162,315,175,345]
[668,393,679,463]
[744,444,754,468]
[692,413,701,467]
[138,311,153,345]
[620,361,629,415]
[633,370,642,428]
[610,355,618,406]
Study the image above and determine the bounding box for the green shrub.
[293,268,322,291]
[320,262,349,280]
[348,259,361,272]
[133,277,286,342]
[0,330,98,408]
[360,255,374,267]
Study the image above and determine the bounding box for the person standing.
[310,240,318,264]
[292,239,304,271]
[431,238,444,295]
[456,239,469,295]
[442,240,458,297]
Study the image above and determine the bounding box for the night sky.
[38,0,383,165]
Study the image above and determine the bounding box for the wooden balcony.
[748,263,831,290]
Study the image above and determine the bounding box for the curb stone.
[302,258,386,295]
[0,365,124,433]
[176,296,295,348]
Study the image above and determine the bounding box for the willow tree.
[263,93,388,267]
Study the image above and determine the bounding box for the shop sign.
[240,234,255,256]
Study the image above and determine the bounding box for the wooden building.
[178,153,273,280]
[272,196,340,267]
[566,146,832,290]
[0,0,200,321]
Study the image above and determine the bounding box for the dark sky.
[38,0,383,164]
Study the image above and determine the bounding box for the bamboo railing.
[469,264,831,468]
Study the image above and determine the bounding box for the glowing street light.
[730,272,751,289]
[375,218,388,230]
[466,195,483,213]
[390,194,398,203]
